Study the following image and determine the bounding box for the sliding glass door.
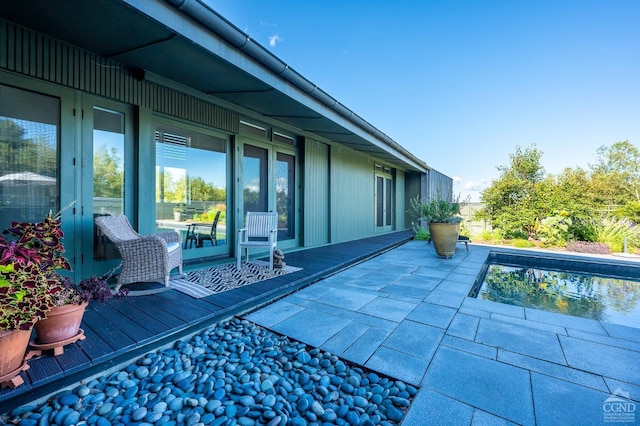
[155,123,229,257]
[241,142,297,243]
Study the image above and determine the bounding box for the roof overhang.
[1,0,430,172]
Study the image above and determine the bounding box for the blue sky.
[210,0,640,201]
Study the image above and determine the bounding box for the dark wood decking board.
[0,231,413,411]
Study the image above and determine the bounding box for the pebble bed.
[5,318,416,425]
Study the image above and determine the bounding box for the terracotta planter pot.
[34,302,88,345]
[0,328,31,382]
[428,222,461,258]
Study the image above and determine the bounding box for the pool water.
[469,253,640,329]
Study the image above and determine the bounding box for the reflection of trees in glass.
[0,119,56,176]
[93,146,123,198]
[480,265,628,320]
[276,188,288,224]
[190,177,225,202]
[158,172,225,203]
[244,188,260,213]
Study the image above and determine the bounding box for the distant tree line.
[476,141,640,253]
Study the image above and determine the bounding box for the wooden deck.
[0,231,413,412]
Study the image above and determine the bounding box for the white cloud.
[452,176,462,184]
[269,35,282,47]
[464,180,485,191]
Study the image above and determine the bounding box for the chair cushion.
[167,242,180,253]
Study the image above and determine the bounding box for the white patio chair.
[95,215,183,294]
[236,211,278,270]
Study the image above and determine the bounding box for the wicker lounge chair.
[95,215,183,294]
[236,211,278,270]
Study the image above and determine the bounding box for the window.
[0,85,60,229]
[155,124,228,250]
[276,153,295,240]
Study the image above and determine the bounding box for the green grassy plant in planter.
[409,195,465,258]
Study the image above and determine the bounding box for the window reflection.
[0,85,59,230]
[155,125,227,251]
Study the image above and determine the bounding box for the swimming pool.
[468,251,640,329]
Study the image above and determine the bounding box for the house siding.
[330,146,374,242]
[0,13,447,273]
[303,138,330,246]
[0,20,238,134]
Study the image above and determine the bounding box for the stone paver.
[366,346,430,385]
[476,318,567,364]
[560,335,640,384]
[246,241,640,425]
[531,373,611,426]
[401,389,474,426]
[358,297,417,322]
[424,346,536,426]
[407,302,457,329]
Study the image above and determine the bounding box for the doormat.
[169,260,302,298]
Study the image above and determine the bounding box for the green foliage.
[0,118,57,179]
[476,229,506,243]
[0,214,69,330]
[408,194,463,224]
[592,141,640,203]
[480,265,616,320]
[93,146,123,198]
[478,145,547,238]
[511,239,535,248]
[412,224,430,241]
[478,230,493,241]
[613,201,640,224]
[479,141,640,243]
[595,217,640,253]
[193,204,227,223]
[536,212,573,247]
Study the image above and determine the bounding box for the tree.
[591,140,640,203]
[0,118,57,177]
[93,146,123,198]
[477,145,547,238]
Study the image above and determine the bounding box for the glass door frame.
[237,136,299,250]
[375,171,393,232]
[153,116,233,260]
[78,95,135,279]
[0,72,79,278]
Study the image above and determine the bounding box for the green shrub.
[613,201,640,224]
[536,213,572,247]
[411,222,430,241]
[511,239,535,248]
[490,228,506,243]
[596,217,640,253]
[478,230,493,241]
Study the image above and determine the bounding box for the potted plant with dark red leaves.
[0,214,66,387]
[33,271,127,351]
[1,212,127,366]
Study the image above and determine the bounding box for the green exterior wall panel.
[330,147,373,242]
[303,139,330,246]
[395,170,406,230]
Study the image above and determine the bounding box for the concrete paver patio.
[245,240,640,425]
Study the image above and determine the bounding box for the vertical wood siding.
[425,169,453,201]
[330,147,373,242]
[303,139,330,246]
[0,20,238,133]
[395,170,406,230]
